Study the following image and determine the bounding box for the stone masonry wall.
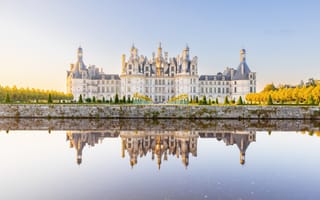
[0,104,319,119]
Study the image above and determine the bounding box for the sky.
[0,0,319,92]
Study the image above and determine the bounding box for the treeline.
[246,83,320,105]
[0,85,73,103]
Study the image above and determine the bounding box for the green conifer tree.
[267,94,273,105]
[237,96,243,105]
[92,96,96,103]
[5,93,10,103]
[115,94,119,104]
[202,96,207,105]
[48,93,53,104]
[216,98,219,105]
[224,96,229,104]
[78,94,83,103]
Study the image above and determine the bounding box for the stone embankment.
[0,118,319,132]
[0,104,319,119]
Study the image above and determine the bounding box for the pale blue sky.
[0,0,319,92]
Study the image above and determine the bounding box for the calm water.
[0,119,319,200]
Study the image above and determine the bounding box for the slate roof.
[233,61,251,80]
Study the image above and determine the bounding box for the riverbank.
[0,104,319,119]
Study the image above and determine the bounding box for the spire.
[130,43,138,58]
[185,43,189,50]
[240,49,246,62]
[157,42,163,58]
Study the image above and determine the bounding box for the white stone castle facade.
[67,44,256,103]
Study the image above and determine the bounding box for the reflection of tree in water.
[66,129,256,167]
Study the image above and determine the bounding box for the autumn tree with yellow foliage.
[246,83,320,105]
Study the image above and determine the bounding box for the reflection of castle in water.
[199,131,256,165]
[66,130,255,167]
[121,131,198,169]
[66,131,119,165]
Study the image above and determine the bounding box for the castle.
[67,44,256,103]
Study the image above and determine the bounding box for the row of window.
[83,80,119,85]
[201,81,229,86]
[201,87,230,94]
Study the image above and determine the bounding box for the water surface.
[0,119,319,200]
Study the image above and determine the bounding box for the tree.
[115,94,119,104]
[127,96,131,104]
[48,93,53,103]
[5,93,10,103]
[92,96,96,103]
[122,96,126,104]
[202,96,207,105]
[102,96,106,103]
[195,96,199,103]
[216,98,219,105]
[308,95,315,105]
[85,98,91,103]
[208,99,212,105]
[237,96,243,105]
[267,94,273,105]
[224,96,229,104]
[263,83,276,92]
[78,94,83,103]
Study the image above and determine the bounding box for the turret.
[240,49,246,62]
[121,54,126,74]
[130,44,138,59]
[240,152,245,165]
[77,46,83,61]
[182,44,190,61]
[157,42,163,58]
